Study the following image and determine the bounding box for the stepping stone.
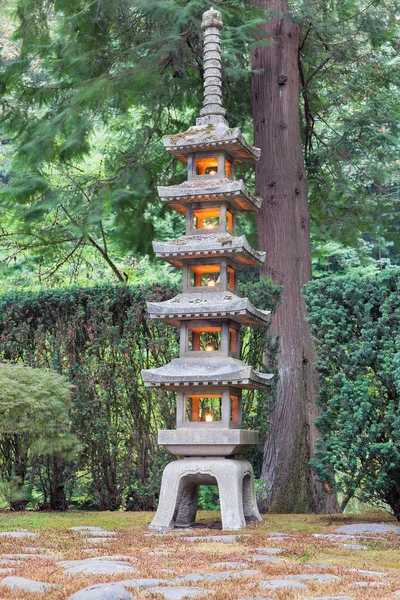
[260,579,308,590]
[255,547,283,554]
[338,543,367,550]
[212,562,248,569]
[148,551,171,556]
[176,569,259,582]
[348,569,386,577]
[69,526,107,532]
[335,523,400,535]
[312,534,362,541]
[2,552,62,559]
[287,574,341,582]
[90,555,137,561]
[87,537,113,543]
[0,576,58,593]
[68,583,134,599]
[0,569,12,574]
[144,587,213,599]
[268,532,292,538]
[182,534,239,542]
[0,531,38,538]
[304,597,354,600]
[351,581,389,588]
[121,579,169,589]
[59,558,138,575]
[252,555,280,563]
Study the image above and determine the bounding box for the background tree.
[0,362,79,510]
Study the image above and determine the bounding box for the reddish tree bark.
[250,0,337,512]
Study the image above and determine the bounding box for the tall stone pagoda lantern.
[142,7,272,530]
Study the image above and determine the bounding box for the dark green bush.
[305,268,400,519]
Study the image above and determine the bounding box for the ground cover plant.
[0,510,399,599]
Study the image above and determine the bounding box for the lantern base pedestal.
[150,457,261,531]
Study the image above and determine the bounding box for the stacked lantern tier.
[142,46,273,459]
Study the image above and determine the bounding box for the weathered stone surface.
[68,583,134,600]
[148,551,171,556]
[255,547,283,554]
[335,523,400,535]
[182,534,239,542]
[86,537,113,543]
[121,579,168,589]
[59,559,138,575]
[312,534,361,541]
[144,587,213,599]
[304,597,354,600]
[69,526,106,532]
[0,531,38,538]
[176,570,259,582]
[151,459,260,530]
[158,428,260,457]
[351,581,389,588]
[252,555,280,563]
[1,576,58,593]
[267,532,292,538]
[259,579,308,590]
[347,569,386,577]
[89,556,137,562]
[0,569,12,574]
[2,552,62,559]
[142,356,273,390]
[211,562,248,569]
[338,543,367,550]
[287,574,341,583]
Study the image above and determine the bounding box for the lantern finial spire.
[198,7,226,125]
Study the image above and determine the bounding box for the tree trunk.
[49,456,67,511]
[250,0,337,513]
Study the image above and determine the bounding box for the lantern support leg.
[150,458,261,531]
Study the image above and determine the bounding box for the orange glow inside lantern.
[190,264,220,287]
[195,157,218,176]
[189,327,221,351]
[193,207,220,230]
[185,395,222,422]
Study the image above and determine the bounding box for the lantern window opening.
[193,207,220,230]
[229,327,237,353]
[225,158,233,179]
[185,395,222,423]
[227,265,236,290]
[189,264,220,288]
[194,157,219,177]
[188,327,221,352]
[227,210,233,233]
[230,395,239,423]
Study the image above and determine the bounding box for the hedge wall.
[0,280,279,510]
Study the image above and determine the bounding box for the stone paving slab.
[0,575,58,593]
[0,569,12,574]
[87,537,114,543]
[89,555,137,562]
[351,581,389,588]
[149,551,171,556]
[144,586,213,599]
[59,559,139,575]
[287,574,341,582]
[259,578,308,590]
[69,526,108,532]
[255,547,283,554]
[121,578,169,588]
[335,523,400,535]
[347,568,387,577]
[68,583,134,600]
[211,561,248,569]
[252,555,280,563]
[304,597,354,600]
[312,534,364,541]
[338,543,367,550]
[0,531,38,538]
[181,535,239,542]
[2,552,63,559]
[175,569,259,582]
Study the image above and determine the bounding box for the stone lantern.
[142,7,272,530]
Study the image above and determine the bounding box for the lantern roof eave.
[141,357,273,390]
[147,291,271,327]
[157,178,262,213]
[152,234,265,268]
[163,123,261,164]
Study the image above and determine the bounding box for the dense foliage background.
[0,279,280,510]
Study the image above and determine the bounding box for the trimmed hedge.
[0,280,279,510]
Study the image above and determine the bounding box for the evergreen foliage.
[0,362,78,510]
[0,278,279,510]
[305,268,400,519]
